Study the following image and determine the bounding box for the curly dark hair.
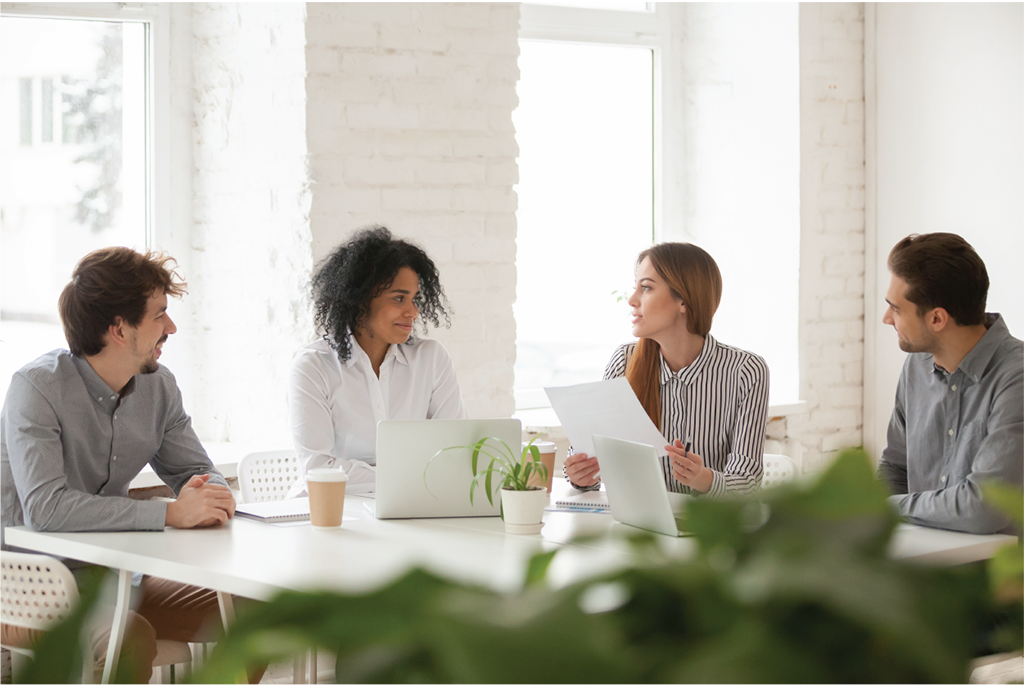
[312,225,451,362]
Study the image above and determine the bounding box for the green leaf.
[524,550,558,587]
[982,482,1024,529]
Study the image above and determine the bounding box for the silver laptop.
[592,434,690,537]
[375,418,522,519]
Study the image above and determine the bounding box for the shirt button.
[109,395,116,401]
[941,476,946,483]
[951,384,957,392]
[97,396,103,402]
[113,455,118,461]
[948,429,954,436]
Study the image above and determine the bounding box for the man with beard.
[877,233,1023,535]
[0,247,248,682]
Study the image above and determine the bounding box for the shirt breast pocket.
[951,421,987,483]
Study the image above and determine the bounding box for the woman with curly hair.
[564,242,769,498]
[288,226,466,495]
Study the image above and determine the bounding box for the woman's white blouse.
[287,335,467,495]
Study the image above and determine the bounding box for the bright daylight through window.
[0,16,148,400]
[513,40,654,411]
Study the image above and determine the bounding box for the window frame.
[519,3,679,241]
[514,4,674,419]
[1,2,171,251]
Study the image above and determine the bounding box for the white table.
[5,497,1016,682]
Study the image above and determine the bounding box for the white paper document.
[544,378,669,457]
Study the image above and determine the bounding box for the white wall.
[784,3,866,471]
[180,3,313,444]
[158,2,882,471]
[304,2,521,420]
[864,3,1024,460]
[669,3,801,405]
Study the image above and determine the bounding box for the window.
[0,9,153,399]
[513,40,654,409]
[515,4,801,417]
[514,4,665,418]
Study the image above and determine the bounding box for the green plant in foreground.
[427,434,548,506]
[20,449,1021,683]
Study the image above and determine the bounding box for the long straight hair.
[625,243,723,426]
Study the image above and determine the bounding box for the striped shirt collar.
[659,334,716,386]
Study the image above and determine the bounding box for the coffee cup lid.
[523,440,556,453]
[307,468,348,482]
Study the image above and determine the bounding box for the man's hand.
[667,439,713,493]
[565,452,601,488]
[165,474,236,529]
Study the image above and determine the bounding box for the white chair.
[0,552,191,684]
[237,450,301,503]
[236,450,317,683]
[762,454,798,488]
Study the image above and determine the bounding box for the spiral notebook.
[551,490,610,512]
[235,498,310,523]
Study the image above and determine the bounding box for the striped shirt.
[569,335,770,498]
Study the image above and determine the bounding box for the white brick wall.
[789,3,866,470]
[187,3,312,443]
[304,2,520,420]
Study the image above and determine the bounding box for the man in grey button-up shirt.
[1,247,243,682]
[877,233,1023,535]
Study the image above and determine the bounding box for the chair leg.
[292,653,306,684]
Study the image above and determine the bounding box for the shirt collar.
[659,334,716,385]
[951,313,1011,384]
[344,334,411,368]
[70,353,136,409]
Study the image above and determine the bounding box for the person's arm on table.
[5,376,167,532]
[149,371,229,492]
[288,352,375,492]
[670,356,770,498]
[889,373,1023,535]
[565,345,635,491]
[877,371,910,495]
[426,343,467,419]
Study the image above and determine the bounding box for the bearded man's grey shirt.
[878,314,1023,534]
[1,350,225,557]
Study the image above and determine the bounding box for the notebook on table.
[551,490,611,512]
[592,434,691,538]
[374,418,522,519]
[235,498,310,523]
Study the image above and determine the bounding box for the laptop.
[592,434,690,537]
[374,418,522,519]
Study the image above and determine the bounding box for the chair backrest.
[762,454,797,488]
[237,450,301,503]
[0,552,79,631]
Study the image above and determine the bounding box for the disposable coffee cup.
[524,441,557,493]
[306,468,348,528]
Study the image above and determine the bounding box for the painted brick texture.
[791,3,866,469]
[189,3,313,443]
[304,2,520,420]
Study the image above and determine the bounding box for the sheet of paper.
[544,377,668,457]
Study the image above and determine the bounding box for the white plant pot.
[500,487,548,535]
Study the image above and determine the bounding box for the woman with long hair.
[565,242,769,497]
[288,226,465,495]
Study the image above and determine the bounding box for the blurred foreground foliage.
[18,449,1022,683]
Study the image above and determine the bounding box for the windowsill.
[514,400,808,432]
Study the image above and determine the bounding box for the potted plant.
[428,435,550,534]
